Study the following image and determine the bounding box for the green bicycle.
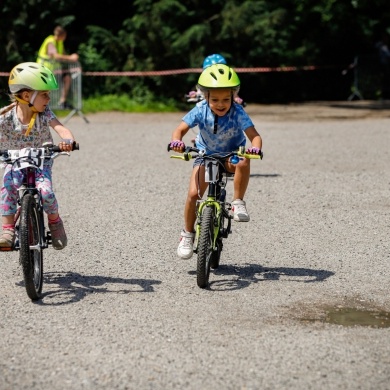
[170,146,261,288]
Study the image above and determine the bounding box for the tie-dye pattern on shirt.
[183,100,254,154]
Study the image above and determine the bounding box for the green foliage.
[79,94,180,114]
[1,0,390,101]
[0,0,78,70]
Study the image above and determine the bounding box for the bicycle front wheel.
[19,194,43,301]
[197,206,215,288]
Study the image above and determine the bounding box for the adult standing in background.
[375,32,390,100]
[37,25,79,109]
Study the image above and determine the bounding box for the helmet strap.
[213,114,218,134]
[24,112,37,136]
[14,95,39,136]
[29,90,38,106]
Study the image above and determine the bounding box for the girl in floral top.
[0,62,77,249]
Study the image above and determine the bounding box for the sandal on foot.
[49,219,67,250]
[0,229,15,248]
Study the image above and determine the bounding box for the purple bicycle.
[0,142,79,300]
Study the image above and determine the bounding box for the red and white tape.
[0,65,335,78]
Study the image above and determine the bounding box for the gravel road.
[1,102,389,390]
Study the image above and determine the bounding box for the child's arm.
[245,126,262,150]
[169,121,191,152]
[50,118,76,152]
[172,121,190,140]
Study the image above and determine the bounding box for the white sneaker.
[231,199,250,222]
[177,230,195,259]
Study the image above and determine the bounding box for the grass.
[1,93,188,118]
[71,94,182,114]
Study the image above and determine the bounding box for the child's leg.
[184,165,208,232]
[36,166,67,250]
[0,166,20,247]
[35,166,59,216]
[232,158,250,200]
[177,165,208,259]
[230,158,251,222]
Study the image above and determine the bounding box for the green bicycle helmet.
[197,64,240,89]
[8,62,58,93]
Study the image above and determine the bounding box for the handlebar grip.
[51,142,79,153]
[242,154,261,159]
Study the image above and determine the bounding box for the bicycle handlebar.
[168,145,261,161]
[0,142,79,155]
[0,142,79,164]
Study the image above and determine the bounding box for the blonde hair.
[0,102,17,116]
[0,88,32,116]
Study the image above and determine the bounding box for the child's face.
[30,91,51,112]
[206,88,232,116]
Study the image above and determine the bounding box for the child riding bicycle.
[186,54,246,106]
[0,62,77,250]
[169,64,263,259]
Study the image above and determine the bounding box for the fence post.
[51,61,89,123]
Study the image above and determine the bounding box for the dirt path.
[0,102,389,390]
[245,100,390,121]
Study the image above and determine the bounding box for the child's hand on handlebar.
[168,140,185,152]
[58,139,77,152]
[246,147,263,159]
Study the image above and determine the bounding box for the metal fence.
[50,61,89,124]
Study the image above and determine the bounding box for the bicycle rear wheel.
[19,194,43,301]
[197,206,215,288]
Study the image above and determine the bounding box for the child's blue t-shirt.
[182,100,254,154]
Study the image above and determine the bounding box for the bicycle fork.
[15,188,48,251]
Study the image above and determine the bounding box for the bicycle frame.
[5,150,53,252]
[14,166,48,251]
[193,158,228,254]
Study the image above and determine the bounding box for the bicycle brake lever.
[52,152,70,160]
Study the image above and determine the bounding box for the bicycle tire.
[19,194,43,301]
[197,206,214,288]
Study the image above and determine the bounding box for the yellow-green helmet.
[198,64,240,89]
[8,62,58,93]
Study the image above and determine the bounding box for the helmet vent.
[40,71,49,84]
